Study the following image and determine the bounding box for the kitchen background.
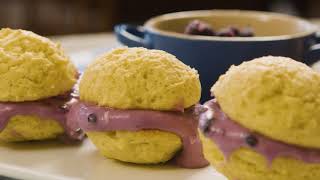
[1,0,320,35]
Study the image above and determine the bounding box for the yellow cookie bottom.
[87,130,182,164]
[0,115,64,142]
[199,132,320,180]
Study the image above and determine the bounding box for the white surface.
[0,139,227,180]
[51,32,122,71]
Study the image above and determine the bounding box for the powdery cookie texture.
[0,28,77,102]
[80,47,201,111]
[212,56,320,148]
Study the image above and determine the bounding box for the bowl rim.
[144,9,318,42]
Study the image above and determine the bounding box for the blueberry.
[184,20,215,36]
[59,104,69,113]
[245,134,258,147]
[239,27,254,37]
[88,113,97,123]
[199,109,214,133]
[200,118,212,133]
[228,26,240,36]
[75,128,83,134]
[216,27,236,37]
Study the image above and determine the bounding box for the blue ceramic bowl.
[115,10,320,101]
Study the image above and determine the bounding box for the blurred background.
[1,0,320,35]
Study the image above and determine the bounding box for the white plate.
[0,139,227,180]
[0,47,227,180]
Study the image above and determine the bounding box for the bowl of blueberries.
[184,19,254,37]
[115,10,320,101]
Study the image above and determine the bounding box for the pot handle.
[114,24,152,48]
[305,32,320,65]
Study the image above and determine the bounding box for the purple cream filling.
[0,95,85,142]
[199,99,320,164]
[67,100,209,168]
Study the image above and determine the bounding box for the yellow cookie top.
[212,56,320,148]
[80,47,201,110]
[0,28,77,102]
